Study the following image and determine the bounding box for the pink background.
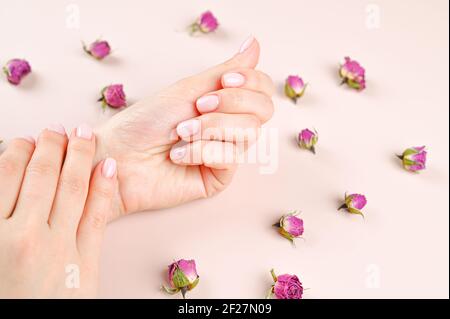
[0,0,448,298]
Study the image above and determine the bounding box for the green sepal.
[347,207,365,218]
[265,287,275,299]
[162,285,179,295]
[188,277,200,291]
[3,66,9,77]
[270,269,278,282]
[347,79,361,90]
[285,84,297,100]
[172,267,190,289]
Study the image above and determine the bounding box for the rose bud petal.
[83,40,111,60]
[190,11,219,34]
[267,269,304,299]
[163,259,199,298]
[339,57,366,91]
[338,193,367,217]
[273,211,304,243]
[397,146,427,172]
[297,128,318,154]
[285,75,307,103]
[3,59,31,85]
[98,84,127,110]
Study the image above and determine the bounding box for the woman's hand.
[95,37,275,218]
[0,125,117,298]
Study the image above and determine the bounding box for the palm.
[97,91,221,217]
[94,40,262,219]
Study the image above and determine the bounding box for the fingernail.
[47,123,66,136]
[176,119,201,138]
[196,95,219,113]
[239,35,255,53]
[23,136,35,144]
[170,144,187,161]
[76,123,93,140]
[102,157,117,178]
[222,72,245,87]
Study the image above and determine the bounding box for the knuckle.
[87,211,107,230]
[68,139,94,158]
[26,159,58,178]
[91,184,114,200]
[226,89,244,106]
[58,174,88,195]
[0,156,20,176]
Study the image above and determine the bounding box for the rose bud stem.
[338,203,347,211]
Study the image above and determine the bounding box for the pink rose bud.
[298,128,318,154]
[285,75,307,103]
[83,40,111,60]
[267,269,303,299]
[163,259,199,298]
[273,212,304,243]
[3,59,31,85]
[99,84,127,110]
[190,11,218,34]
[339,57,366,90]
[397,146,427,172]
[338,193,367,217]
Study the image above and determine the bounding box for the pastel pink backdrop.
[0,0,448,298]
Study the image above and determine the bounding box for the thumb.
[169,36,260,100]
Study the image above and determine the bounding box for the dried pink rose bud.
[397,146,427,172]
[163,259,199,298]
[338,193,367,217]
[3,59,31,85]
[298,128,318,154]
[98,84,127,109]
[285,75,307,103]
[339,57,366,90]
[267,269,303,299]
[190,11,218,34]
[273,212,304,243]
[83,40,111,60]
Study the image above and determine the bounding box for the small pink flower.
[83,40,111,60]
[99,84,127,109]
[190,11,218,34]
[163,259,199,298]
[398,146,427,172]
[267,269,303,299]
[339,57,366,90]
[273,212,304,243]
[285,75,307,103]
[298,128,318,154]
[3,59,31,85]
[338,193,367,217]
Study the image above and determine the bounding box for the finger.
[0,137,35,219]
[195,88,274,123]
[170,140,244,170]
[12,124,67,224]
[221,69,275,97]
[77,158,117,260]
[176,113,261,144]
[49,124,95,232]
[166,36,260,101]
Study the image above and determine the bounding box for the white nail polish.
[239,36,255,53]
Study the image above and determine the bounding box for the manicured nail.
[177,119,201,138]
[239,36,255,53]
[196,95,219,113]
[222,72,245,87]
[102,157,117,178]
[170,144,187,161]
[23,136,35,144]
[76,123,93,140]
[47,123,66,135]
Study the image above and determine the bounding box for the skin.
[0,38,274,297]
[94,38,275,219]
[0,131,117,298]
